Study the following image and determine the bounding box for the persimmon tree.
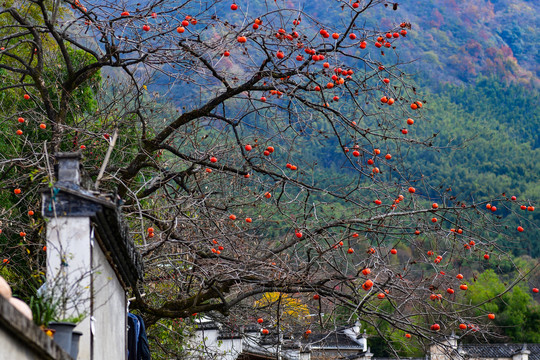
[0,0,538,357]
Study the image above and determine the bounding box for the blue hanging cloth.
[136,314,151,360]
[128,313,151,360]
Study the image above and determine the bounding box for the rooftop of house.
[372,358,424,360]
[195,316,368,358]
[459,343,540,359]
[41,152,144,289]
[194,317,540,360]
[303,326,365,350]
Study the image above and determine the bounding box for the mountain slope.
[301,0,539,86]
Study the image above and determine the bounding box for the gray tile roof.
[304,328,364,349]
[460,343,540,359]
[373,358,424,360]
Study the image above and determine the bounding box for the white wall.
[46,217,92,320]
[189,327,244,360]
[91,243,127,360]
[189,325,306,360]
[46,217,127,360]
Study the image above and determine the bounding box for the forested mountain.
[302,0,539,87]
[409,78,539,255]
[148,0,539,254]
[384,0,537,86]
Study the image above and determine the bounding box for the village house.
[189,318,539,360]
[0,152,143,359]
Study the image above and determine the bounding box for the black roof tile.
[303,327,364,349]
[460,343,540,359]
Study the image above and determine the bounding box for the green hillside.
[405,77,540,255]
[148,0,540,253]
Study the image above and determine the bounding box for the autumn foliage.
[0,0,537,356]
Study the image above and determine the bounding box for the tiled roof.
[373,358,424,360]
[460,343,540,359]
[240,344,278,359]
[304,328,364,349]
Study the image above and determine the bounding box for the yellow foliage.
[254,292,309,320]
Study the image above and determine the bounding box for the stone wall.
[0,295,72,360]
